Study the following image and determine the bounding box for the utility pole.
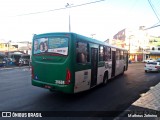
[8,40,11,58]
[65,3,73,32]
[128,35,134,59]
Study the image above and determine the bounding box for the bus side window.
[120,51,124,60]
[116,50,120,60]
[104,47,107,61]
[104,47,111,61]
[108,47,111,60]
[76,42,89,64]
[99,46,104,61]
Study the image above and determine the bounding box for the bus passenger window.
[107,47,111,60]
[104,47,107,61]
[120,51,124,60]
[116,50,120,60]
[99,46,104,61]
[76,42,89,64]
[104,47,111,61]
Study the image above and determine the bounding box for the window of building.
[76,42,89,64]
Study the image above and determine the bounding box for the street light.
[65,3,73,32]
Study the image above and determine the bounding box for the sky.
[0,0,160,42]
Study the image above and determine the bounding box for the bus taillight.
[65,69,71,85]
[31,66,34,79]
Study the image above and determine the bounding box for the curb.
[113,108,131,120]
[0,66,30,70]
[114,83,160,120]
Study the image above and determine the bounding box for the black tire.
[103,73,108,85]
[49,89,55,92]
[121,67,125,75]
[145,70,147,73]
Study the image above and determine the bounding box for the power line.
[151,0,160,16]
[145,0,160,30]
[148,0,160,22]
[15,0,105,17]
[144,24,160,30]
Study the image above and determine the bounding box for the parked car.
[19,54,30,66]
[0,54,7,67]
[144,62,160,72]
[144,58,156,63]
[156,58,160,62]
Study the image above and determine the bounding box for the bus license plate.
[44,85,51,89]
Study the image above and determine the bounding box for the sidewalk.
[115,82,160,119]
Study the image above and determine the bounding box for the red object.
[65,69,71,85]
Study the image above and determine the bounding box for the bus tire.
[103,72,108,85]
[49,89,55,92]
[121,67,125,75]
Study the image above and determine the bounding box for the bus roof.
[33,32,127,51]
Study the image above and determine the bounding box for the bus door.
[111,51,116,77]
[90,48,98,88]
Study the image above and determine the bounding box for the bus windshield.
[33,37,68,55]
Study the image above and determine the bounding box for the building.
[147,36,160,59]
[112,26,150,62]
[11,41,32,55]
[0,40,32,56]
[0,40,17,56]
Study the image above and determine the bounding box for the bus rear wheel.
[103,73,108,85]
[121,67,125,75]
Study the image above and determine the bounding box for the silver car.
[144,58,156,63]
[144,62,160,72]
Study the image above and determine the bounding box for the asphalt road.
[0,63,160,120]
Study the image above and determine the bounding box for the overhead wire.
[14,0,105,17]
[148,0,160,23]
[145,0,160,30]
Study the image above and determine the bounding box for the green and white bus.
[31,32,128,93]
